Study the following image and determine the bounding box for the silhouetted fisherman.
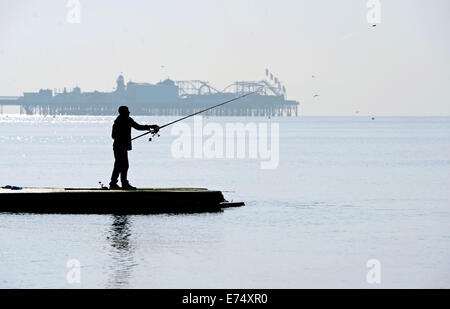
[110,106,159,190]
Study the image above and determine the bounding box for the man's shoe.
[109,182,121,190]
[121,182,137,190]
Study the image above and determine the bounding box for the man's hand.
[150,125,160,133]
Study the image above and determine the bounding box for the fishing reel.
[148,130,160,142]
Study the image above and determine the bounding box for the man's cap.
[118,106,129,115]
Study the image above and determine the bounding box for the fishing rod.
[132,88,262,141]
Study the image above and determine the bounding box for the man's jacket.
[112,115,148,150]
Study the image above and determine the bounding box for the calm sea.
[0,115,449,288]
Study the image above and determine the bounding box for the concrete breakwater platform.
[0,187,244,215]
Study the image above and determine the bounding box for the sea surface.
[0,115,449,288]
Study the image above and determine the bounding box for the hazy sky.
[0,0,449,115]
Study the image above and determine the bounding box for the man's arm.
[130,118,159,132]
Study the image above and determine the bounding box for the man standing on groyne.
[110,106,159,190]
